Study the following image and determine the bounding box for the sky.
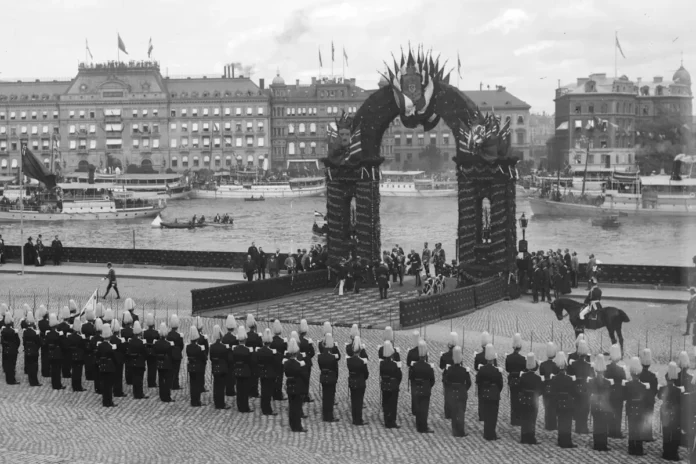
[0,0,693,115]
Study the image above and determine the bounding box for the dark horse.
[549,298,630,355]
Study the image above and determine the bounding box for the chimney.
[296,79,300,86]
[653,76,663,83]
[259,78,265,90]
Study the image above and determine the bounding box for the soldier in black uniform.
[245,314,262,398]
[143,313,159,388]
[444,346,471,437]
[639,348,658,442]
[257,328,279,415]
[284,338,309,432]
[406,330,421,416]
[82,308,97,383]
[1,313,21,385]
[96,324,116,407]
[22,311,41,387]
[195,317,209,393]
[153,323,174,403]
[109,320,126,397]
[588,353,612,451]
[659,362,683,461]
[298,319,315,403]
[605,344,626,438]
[221,314,238,397]
[676,351,693,447]
[89,320,104,393]
[318,332,340,422]
[539,342,559,431]
[551,352,577,448]
[345,324,368,359]
[66,319,86,391]
[347,335,369,426]
[412,340,436,433]
[186,326,206,407]
[232,326,254,413]
[625,356,647,455]
[37,305,51,378]
[45,313,65,390]
[123,298,140,325]
[506,333,526,426]
[167,314,184,390]
[209,325,230,410]
[120,311,134,386]
[439,332,457,420]
[474,331,494,421]
[518,352,543,444]
[127,321,148,399]
[318,321,332,354]
[379,340,403,429]
[57,306,73,379]
[376,260,390,299]
[477,343,503,440]
[377,326,400,361]
[270,320,286,400]
[568,339,594,434]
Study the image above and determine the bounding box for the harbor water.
[1,196,695,266]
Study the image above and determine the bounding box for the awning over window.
[1,159,7,168]
[193,156,199,160]
[258,155,264,160]
[556,121,569,130]
[182,156,188,162]
[247,155,254,162]
[203,156,210,162]
[574,120,582,129]
[226,156,232,160]
[171,156,178,161]
[11,159,18,168]
[215,155,220,160]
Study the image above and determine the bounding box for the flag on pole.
[21,144,57,189]
[86,39,93,60]
[118,33,128,55]
[314,210,324,218]
[78,288,99,318]
[318,47,323,67]
[148,37,153,58]
[615,34,626,59]
[343,47,348,66]
[331,41,335,62]
[457,51,462,78]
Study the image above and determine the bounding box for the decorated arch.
[322,46,519,284]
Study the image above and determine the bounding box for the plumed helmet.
[383,326,394,342]
[158,323,168,338]
[640,348,652,366]
[678,351,690,369]
[124,298,135,311]
[290,331,299,342]
[262,328,272,344]
[95,303,104,319]
[121,311,133,325]
[212,325,222,341]
[453,346,463,364]
[287,338,300,354]
[85,308,95,322]
[480,331,491,347]
[69,299,78,314]
[414,339,427,358]
[49,313,59,327]
[132,321,142,335]
[226,315,237,330]
[36,304,47,319]
[189,326,199,340]
[554,351,568,369]
[0,303,8,314]
[246,314,257,329]
[195,316,203,330]
[546,342,557,359]
[236,325,247,341]
[22,303,31,316]
[610,344,622,362]
[667,362,679,381]
[273,319,282,335]
[299,319,308,334]
[512,333,522,350]
[353,336,363,355]
[594,354,607,373]
[575,333,586,347]
[323,321,332,335]
[169,314,180,330]
[412,330,420,346]
[72,318,82,333]
[25,310,36,325]
[383,340,394,358]
[526,352,537,371]
[350,324,359,339]
[111,319,121,333]
[484,343,496,361]
[325,333,334,349]
[102,308,113,323]
[4,312,13,325]
[629,356,642,376]
[145,313,155,327]
[95,319,103,332]
[449,331,458,348]
[577,340,589,356]
[59,306,70,321]
[101,324,112,338]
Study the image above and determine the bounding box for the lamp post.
[519,213,528,241]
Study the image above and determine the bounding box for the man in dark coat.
[256,328,278,415]
[347,336,370,426]
[51,235,63,265]
[45,314,65,390]
[317,333,340,422]
[22,312,41,386]
[81,309,97,382]
[209,325,230,410]
[257,247,267,280]
[477,343,503,440]
[37,306,51,378]
[120,312,134,386]
[443,346,471,437]
[589,354,613,452]
[268,249,280,278]
[232,326,254,413]
[97,325,116,407]
[243,255,256,282]
[66,319,87,392]
[23,237,35,266]
[412,340,435,433]
[518,353,543,444]
[625,357,648,456]
[270,320,287,400]
[659,362,683,461]
[166,315,184,390]
[127,321,148,399]
[540,342,560,431]
[440,332,457,420]
[108,320,126,397]
[186,326,206,406]
[57,306,73,379]
[605,344,626,438]
[284,338,309,432]
[1,313,21,385]
[153,323,173,403]
[143,313,159,388]
[474,332,495,421]
[406,331,421,417]
[638,348,658,441]
[551,352,577,448]
[298,319,315,403]
[245,314,263,398]
[380,340,403,429]
[221,315,238,397]
[407,249,422,286]
[247,241,260,272]
[506,333,526,426]
[376,260,390,299]
[567,340,594,434]
[89,322,103,393]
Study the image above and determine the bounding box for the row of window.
[0,125,58,136]
[171,155,259,169]
[169,107,265,118]
[394,133,450,146]
[171,136,264,149]
[272,106,358,117]
[393,152,450,162]
[0,107,269,121]
[572,153,634,165]
[169,121,264,133]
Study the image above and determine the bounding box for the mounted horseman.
[579,276,602,322]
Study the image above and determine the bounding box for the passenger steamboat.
[63,172,191,200]
[379,171,457,197]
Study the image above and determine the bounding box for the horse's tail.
[618,310,630,323]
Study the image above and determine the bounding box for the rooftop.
[460,87,531,110]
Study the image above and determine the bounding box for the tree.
[418,144,444,173]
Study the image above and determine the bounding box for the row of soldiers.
[1,303,694,460]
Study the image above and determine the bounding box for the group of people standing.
[518,248,580,302]
[242,242,329,282]
[22,235,64,266]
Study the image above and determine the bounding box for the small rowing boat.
[244,195,265,202]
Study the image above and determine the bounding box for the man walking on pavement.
[102,263,120,299]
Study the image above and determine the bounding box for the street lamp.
[519,213,528,241]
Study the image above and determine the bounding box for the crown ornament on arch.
[335,110,353,131]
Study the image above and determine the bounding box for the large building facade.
[0,61,270,175]
[553,65,693,173]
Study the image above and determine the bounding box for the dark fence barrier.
[578,263,695,287]
[191,270,332,314]
[399,277,508,329]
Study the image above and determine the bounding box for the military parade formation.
[0,297,692,462]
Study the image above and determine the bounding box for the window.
[132,123,139,133]
[43,111,48,119]
[235,122,242,132]
[214,156,221,167]
[105,123,122,132]
[246,107,252,116]
[309,123,316,135]
[286,108,292,116]
[68,125,75,134]
[430,133,437,145]
[224,136,232,147]
[32,140,39,150]
[171,110,177,118]
[180,137,189,148]
[0,141,6,152]
[193,157,199,167]
[574,105,581,114]
[213,108,220,116]
[89,124,96,134]
[181,123,188,132]
[203,122,209,132]
[10,112,16,120]
[182,156,188,167]
[70,111,75,119]
[78,110,85,119]
[142,109,148,117]
[192,123,199,132]
[297,123,305,135]
[31,111,37,120]
[31,126,38,135]
[297,142,305,154]
[170,123,177,131]
[69,140,77,150]
[104,109,121,117]
[246,122,253,132]
[153,139,159,149]
[41,139,49,149]
[257,137,264,147]
[0,112,4,120]
[516,132,525,144]
[258,122,265,132]
[224,107,231,116]
[235,137,242,147]
[153,109,158,117]
[246,136,253,147]
[600,140,608,148]
[171,138,177,148]
[203,108,209,116]
[291,108,296,116]
[257,107,264,115]
[443,133,450,145]
[225,156,232,166]
[132,110,138,118]
[288,142,295,155]
[213,137,220,148]
[133,139,140,149]
[0,127,4,134]
[587,154,595,164]
[181,109,188,117]
[203,136,210,148]
[406,134,413,145]
[288,124,295,134]
[394,134,401,146]
[172,157,178,168]
[417,134,424,145]
[212,122,219,132]
[235,107,242,116]
[192,108,198,116]
[310,141,316,154]
[192,137,199,148]
[224,122,231,131]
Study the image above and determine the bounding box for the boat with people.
[63,172,191,200]
[244,195,265,202]
[529,154,696,219]
[379,171,457,197]
[0,183,166,222]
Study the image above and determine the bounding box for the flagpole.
[342,47,345,80]
[614,31,617,78]
[19,145,24,275]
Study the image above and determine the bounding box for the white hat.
[69,299,78,314]
[103,308,114,323]
[158,322,168,338]
[290,331,299,342]
[36,304,47,319]
[22,303,31,316]
[169,314,180,330]
[212,325,222,341]
[132,321,142,335]
[225,314,237,330]
[629,356,642,375]
[353,336,363,355]
[383,340,394,358]
[574,333,586,347]
[189,326,199,340]
[325,333,335,349]
[448,331,458,348]
[640,348,652,366]
[0,303,7,314]
[554,351,568,369]
[667,362,679,381]
[526,352,537,371]
[101,324,112,338]
[237,325,247,341]
[287,338,300,354]
[484,343,496,361]
[546,342,557,359]
[594,354,607,373]
[59,306,71,321]
[85,308,95,322]
[679,351,690,369]
[247,314,257,329]
[49,313,59,328]
[609,344,622,362]
[383,326,394,342]
[480,331,491,347]
[195,316,203,330]
[299,319,308,334]
[95,319,103,332]
[576,340,589,356]
[350,324,359,338]
[262,328,273,344]
[25,311,36,325]
[273,319,282,335]
[72,318,82,333]
[145,313,155,327]
[323,321,332,335]
[124,298,135,311]
[452,346,463,364]
[122,311,133,325]
[3,312,13,325]
[95,303,104,319]
[512,333,522,350]
[411,330,420,346]
[418,339,428,358]
[111,319,121,333]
